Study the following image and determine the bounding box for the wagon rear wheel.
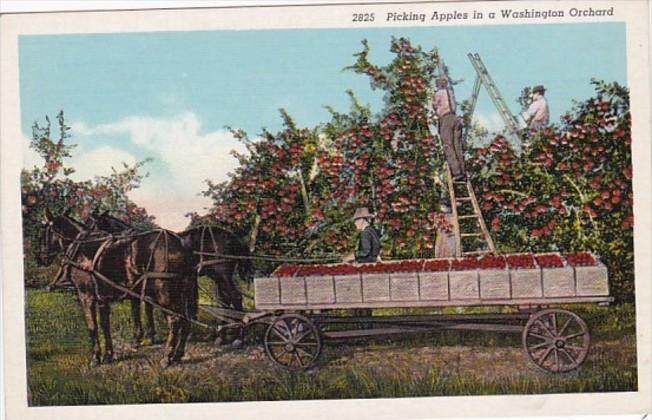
[523,309,590,373]
[264,314,322,370]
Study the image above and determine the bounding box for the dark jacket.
[355,225,381,263]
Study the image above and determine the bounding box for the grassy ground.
[25,282,638,405]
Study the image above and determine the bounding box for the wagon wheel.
[264,314,322,370]
[522,309,590,373]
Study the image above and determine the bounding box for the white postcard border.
[1,1,651,419]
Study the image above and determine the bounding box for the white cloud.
[68,146,137,182]
[70,113,246,231]
[474,112,506,134]
[21,131,137,181]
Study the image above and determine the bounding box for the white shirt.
[433,89,452,117]
[432,85,457,117]
[521,95,549,129]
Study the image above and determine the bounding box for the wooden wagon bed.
[254,253,611,310]
[197,252,611,373]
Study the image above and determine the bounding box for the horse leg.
[211,270,234,346]
[98,302,114,363]
[79,294,101,367]
[173,279,197,361]
[206,271,227,346]
[130,299,144,346]
[229,287,244,312]
[161,315,181,368]
[217,265,242,311]
[144,303,156,344]
[210,271,231,308]
[221,266,245,347]
[172,318,190,362]
[224,266,245,346]
[227,265,243,312]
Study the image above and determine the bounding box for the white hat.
[352,207,375,220]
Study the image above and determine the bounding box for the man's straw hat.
[352,207,375,220]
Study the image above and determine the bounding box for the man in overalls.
[433,77,465,181]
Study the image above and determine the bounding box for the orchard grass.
[26,281,637,405]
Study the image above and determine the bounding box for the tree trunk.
[297,169,311,214]
[248,213,262,253]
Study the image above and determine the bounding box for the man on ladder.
[432,77,466,181]
[519,85,549,130]
[430,62,496,258]
[431,76,466,257]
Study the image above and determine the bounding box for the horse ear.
[44,207,54,221]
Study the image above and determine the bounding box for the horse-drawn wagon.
[41,211,612,374]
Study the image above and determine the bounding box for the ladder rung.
[461,233,483,237]
[458,215,479,220]
[456,197,472,202]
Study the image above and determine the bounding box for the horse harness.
[48,223,235,332]
[41,221,68,260]
[194,225,233,272]
[59,229,180,304]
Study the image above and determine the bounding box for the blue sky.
[19,23,626,229]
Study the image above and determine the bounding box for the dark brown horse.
[178,225,254,346]
[91,212,253,343]
[43,209,197,368]
[39,214,155,346]
[178,225,254,311]
[92,212,253,310]
[86,212,157,344]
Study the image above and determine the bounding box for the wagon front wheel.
[523,309,590,373]
[264,314,322,370]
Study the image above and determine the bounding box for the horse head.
[38,208,88,266]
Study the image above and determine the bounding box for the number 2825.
[352,13,375,22]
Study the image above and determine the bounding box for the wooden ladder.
[466,52,522,143]
[445,164,496,257]
[430,56,496,257]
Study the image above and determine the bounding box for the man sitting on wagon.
[344,207,381,263]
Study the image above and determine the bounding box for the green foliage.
[517,86,533,111]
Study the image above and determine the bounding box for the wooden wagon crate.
[254,256,610,310]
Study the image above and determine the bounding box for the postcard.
[1,1,651,419]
